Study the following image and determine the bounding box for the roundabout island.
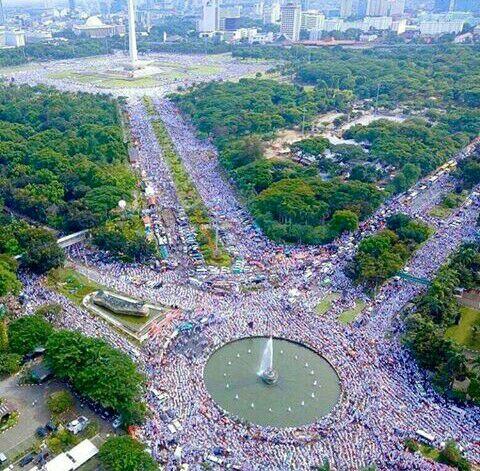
[203,336,341,428]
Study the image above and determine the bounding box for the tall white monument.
[127,0,138,66]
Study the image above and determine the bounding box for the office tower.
[433,0,454,12]
[301,10,325,29]
[0,0,4,26]
[68,0,76,12]
[340,0,353,18]
[263,1,281,24]
[454,0,480,12]
[219,5,241,29]
[357,0,368,16]
[301,0,309,11]
[281,3,301,40]
[389,0,405,15]
[366,0,389,16]
[199,0,219,32]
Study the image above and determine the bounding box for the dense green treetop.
[99,436,157,471]
[0,84,134,232]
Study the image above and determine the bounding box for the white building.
[25,31,53,43]
[5,30,25,47]
[389,0,405,16]
[280,2,301,41]
[391,18,407,34]
[419,19,464,35]
[362,15,392,30]
[73,16,124,38]
[322,18,345,31]
[263,2,281,24]
[198,0,220,33]
[301,10,325,30]
[366,0,389,16]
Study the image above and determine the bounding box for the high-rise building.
[340,0,354,18]
[420,18,464,35]
[389,0,405,15]
[433,0,454,12]
[357,0,368,16]
[0,0,4,26]
[301,10,325,30]
[280,2,301,40]
[366,0,389,16]
[263,1,281,24]
[68,0,76,12]
[454,0,480,12]
[220,5,241,30]
[199,0,220,32]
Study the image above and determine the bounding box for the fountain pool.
[203,337,341,428]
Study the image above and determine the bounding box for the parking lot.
[0,375,115,470]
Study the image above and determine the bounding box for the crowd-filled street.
[7,58,480,470]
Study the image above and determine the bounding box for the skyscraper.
[68,0,76,13]
[340,0,354,18]
[366,0,389,16]
[433,0,454,12]
[357,0,368,16]
[199,0,220,32]
[281,3,301,41]
[0,0,4,26]
[454,0,480,12]
[389,0,405,15]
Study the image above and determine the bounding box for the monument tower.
[127,0,138,66]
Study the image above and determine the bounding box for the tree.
[35,303,63,322]
[20,228,65,274]
[45,330,145,424]
[0,256,21,297]
[438,440,470,471]
[47,390,74,415]
[0,353,21,377]
[329,210,358,235]
[99,436,157,471]
[9,315,53,356]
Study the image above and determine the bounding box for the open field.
[338,299,366,324]
[1,52,274,97]
[446,306,480,351]
[316,293,340,316]
[46,267,103,305]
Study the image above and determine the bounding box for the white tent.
[45,440,99,471]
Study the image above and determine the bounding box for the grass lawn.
[418,444,440,461]
[46,267,103,305]
[316,293,340,315]
[429,205,452,219]
[446,306,480,351]
[338,299,366,324]
[429,191,467,219]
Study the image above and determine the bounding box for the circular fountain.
[203,336,341,428]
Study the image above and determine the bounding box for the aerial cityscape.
[0,0,478,469]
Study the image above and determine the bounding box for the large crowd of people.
[66,99,480,469]
[2,52,272,98]
[3,56,480,469]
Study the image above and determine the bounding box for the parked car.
[45,420,57,432]
[19,453,35,467]
[35,426,48,438]
[66,416,89,435]
[112,416,122,429]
